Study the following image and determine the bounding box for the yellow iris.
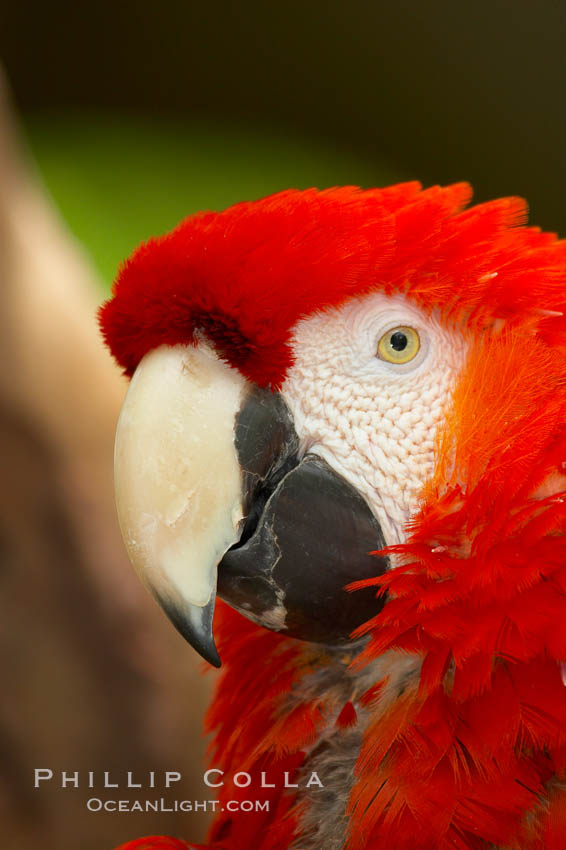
[377,326,420,364]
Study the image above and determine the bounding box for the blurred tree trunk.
[0,69,214,850]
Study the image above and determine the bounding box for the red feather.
[99,183,566,389]
[336,701,358,729]
[114,838,196,849]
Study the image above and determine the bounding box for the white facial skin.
[282,293,468,546]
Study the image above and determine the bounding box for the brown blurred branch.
[0,69,213,850]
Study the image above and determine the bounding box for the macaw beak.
[115,343,388,667]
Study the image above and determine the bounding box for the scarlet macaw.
[100,184,566,850]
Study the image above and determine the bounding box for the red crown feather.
[100,183,566,388]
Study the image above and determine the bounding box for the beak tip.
[158,594,222,668]
[207,650,222,669]
[192,635,222,668]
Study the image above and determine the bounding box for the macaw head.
[100,183,566,686]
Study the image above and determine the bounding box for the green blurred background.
[4,0,566,289]
[22,113,393,289]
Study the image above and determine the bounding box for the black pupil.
[390,331,408,352]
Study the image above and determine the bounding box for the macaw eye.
[377,326,420,364]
